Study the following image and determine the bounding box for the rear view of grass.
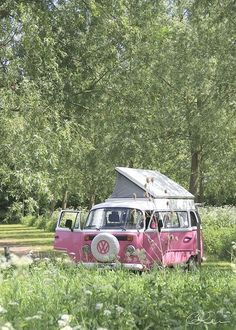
[0,224,54,255]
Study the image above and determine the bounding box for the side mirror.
[158,219,163,232]
[65,219,73,230]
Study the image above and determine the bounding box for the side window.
[59,212,79,229]
[190,211,198,227]
[162,212,180,228]
[178,212,189,228]
[128,209,143,228]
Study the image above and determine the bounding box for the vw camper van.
[54,167,203,270]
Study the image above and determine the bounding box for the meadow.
[0,207,236,330]
[0,257,235,330]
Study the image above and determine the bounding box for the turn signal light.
[127,235,133,242]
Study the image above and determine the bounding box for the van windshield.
[84,208,144,230]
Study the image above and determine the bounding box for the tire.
[187,256,198,271]
[91,233,120,262]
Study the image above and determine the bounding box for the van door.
[160,211,195,265]
[190,210,203,261]
[54,210,82,258]
[143,211,167,267]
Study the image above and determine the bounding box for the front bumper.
[81,262,144,271]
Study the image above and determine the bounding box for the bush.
[203,227,236,259]
[5,202,23,223]
[21,215,37,227]
[199,206,236,260]
[199,206,236,229]
[45,211,59,232]
[20,211,59,232]
[45,219,57,232]
[34,216,47,229]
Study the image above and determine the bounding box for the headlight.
[126,245,136,256]
[82,245,91,254]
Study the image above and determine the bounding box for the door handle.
[55,235,59,239]
[183,237,192,242]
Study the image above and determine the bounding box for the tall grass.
[0,257,235,330]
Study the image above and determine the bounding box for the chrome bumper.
[81,262,144,271]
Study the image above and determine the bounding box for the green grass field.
[0,224,54,254]
[0,224,235,329]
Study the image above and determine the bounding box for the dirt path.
[0,245,54,257]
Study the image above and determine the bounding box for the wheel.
[187,256,198,271]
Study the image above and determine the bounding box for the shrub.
[5,202,23,224]
[21,215,37,227]
[34,216,47,229]
[199,206,236,260]
[45,211,59,232]
[199,206,236,229]
[203,227,236,259]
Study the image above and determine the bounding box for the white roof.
[115,167,194,199]
[92,198,195,211]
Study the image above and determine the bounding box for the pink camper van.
[54,167,203,270]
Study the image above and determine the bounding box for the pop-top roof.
[109,167,194,199]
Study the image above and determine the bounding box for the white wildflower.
[0,259,10,270]
[103,309,111,316]
[84,290,92,296]
[10,254,33,267]
[0,305,7,314]
[61,314,71,322]
[60,326,73,330]
[8,302,19,306]
[58,320,68,328]
[1,322,15,330]
[58,314,72,328]
[95,303,103,310]
[43,257,50,262]
[115,305,124,314]
[32,315,42,320]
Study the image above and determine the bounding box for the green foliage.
[45,212,59,232]
[21,211,59,232]
[203,227,236,260]
[5,202,23,224]
[200,206,236,229]
[33,216,46,230]
[20,215,37,227]
[199,207,236,260]
[0,260,235,329]
[0,0,236,219]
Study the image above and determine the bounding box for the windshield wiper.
[119,226,126,231]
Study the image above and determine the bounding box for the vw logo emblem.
[97,240,110,254]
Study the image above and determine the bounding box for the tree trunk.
[189,149,201,198]
[90,194,96,208]
[50,198,57,214]
[198,169,204,203]
[62,190,68,209]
